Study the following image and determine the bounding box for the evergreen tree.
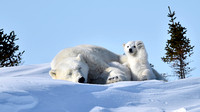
[161,6,194,79]
[0,29,25,67]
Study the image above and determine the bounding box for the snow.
[0,64,200,112]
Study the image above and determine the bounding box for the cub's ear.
[123,44,125,48]
[136,41,144,48]
[49,70,56,79]
[77,54,83,61]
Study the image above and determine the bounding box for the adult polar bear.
[49,45,131,84]
[123,41,165,81]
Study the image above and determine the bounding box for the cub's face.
[49,55,89,83]
[123,41,144,56]
[123,41,137,56]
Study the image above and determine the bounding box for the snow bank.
[0,64,200,112]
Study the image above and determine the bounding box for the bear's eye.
[68,72,72,76]
[67,70,72,76]
[127,46,129,48]
[133,46,136,48]
[78,67,82,70]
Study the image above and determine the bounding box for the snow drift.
[0,63,200,112]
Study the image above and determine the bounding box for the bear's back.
[51,45,119,67]
[78,45,119,63]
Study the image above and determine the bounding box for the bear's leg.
[107,75,125,84]
[105,68,128,84]
[141,69,156,80]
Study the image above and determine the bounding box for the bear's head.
[49,54,89,83]
[123,41,144,56]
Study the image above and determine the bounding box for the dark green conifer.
[162,6,194,79]
[0,29,25,67]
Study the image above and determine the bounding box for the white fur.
[123,41,161,81]
[98,62,132,84]
[50,45,129,84]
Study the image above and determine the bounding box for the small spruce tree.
[161,6,194,79]
[0,29,25,67]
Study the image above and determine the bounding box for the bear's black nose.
[78,77,85,83]
[129,48,133,53]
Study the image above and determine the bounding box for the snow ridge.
[0,64,200,112]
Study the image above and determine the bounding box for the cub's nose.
[129,48,133,53]
[78,77,85,83]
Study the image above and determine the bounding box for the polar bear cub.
[123,41,164,81]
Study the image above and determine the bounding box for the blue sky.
[1,0,199,80]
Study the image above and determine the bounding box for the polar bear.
[123,41,165,81]
[49,45,128,84]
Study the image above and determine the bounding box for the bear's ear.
[49,70,56,79]
[123,44,125,48]
[77,54,83,61]
[136,41,144,48]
